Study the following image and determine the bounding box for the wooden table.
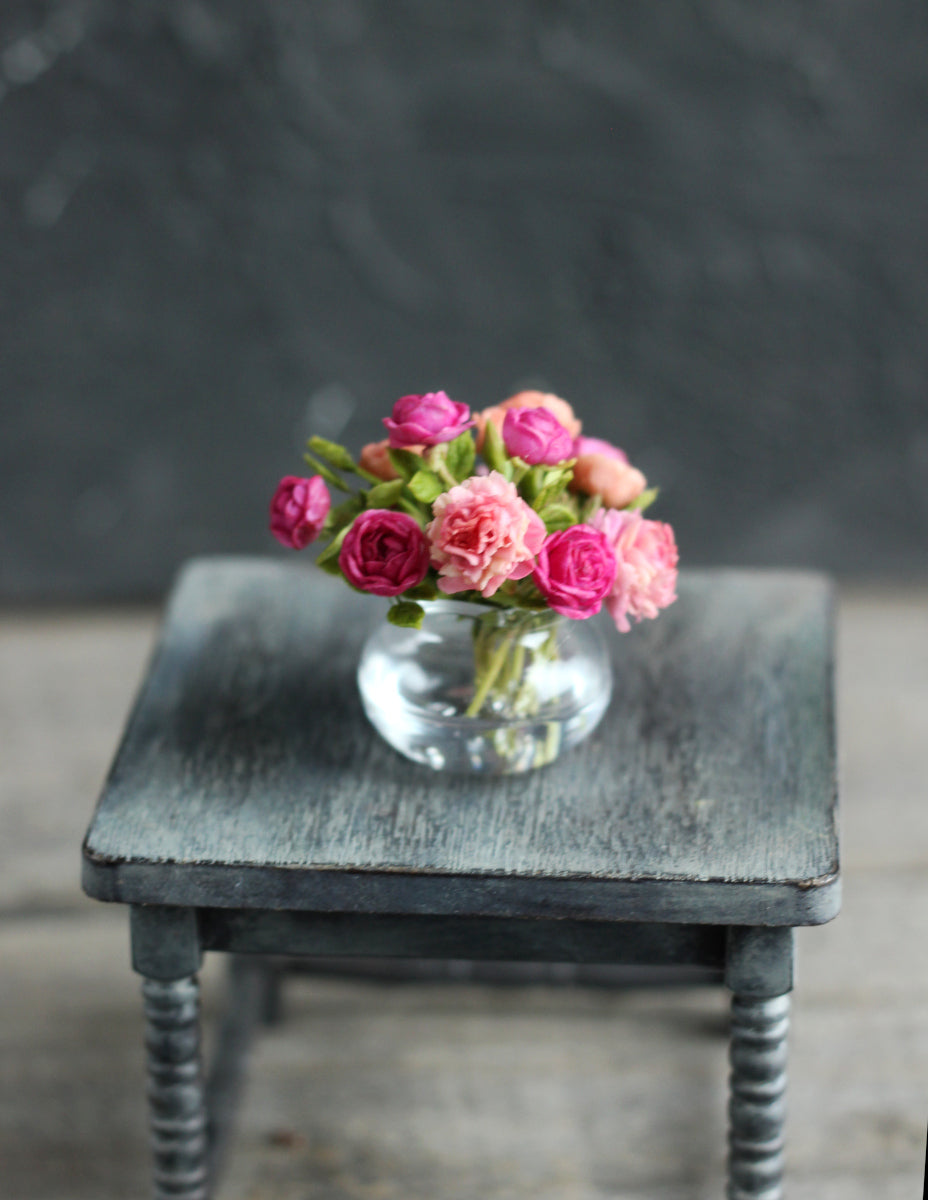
[81,557,840,1200]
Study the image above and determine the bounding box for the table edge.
[82,848,841,927]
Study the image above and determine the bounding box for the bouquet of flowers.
[270,390,678,762]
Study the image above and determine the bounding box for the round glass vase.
[357,600,613,774]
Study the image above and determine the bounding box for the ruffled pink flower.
[532,526,617,619]
[502,407,574,465]
[339,510,431,597]
[590,509,679,632]
[269,475,330,549]
[427,471,546,597]
[383,391,475,449]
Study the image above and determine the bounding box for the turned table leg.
[725,927,795,1200]
[132,906,209,1200]
[143,976,209,1199]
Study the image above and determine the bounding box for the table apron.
[196,908,727,967]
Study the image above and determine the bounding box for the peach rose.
[358,438,424,481]
[427,471,546,598]
[571,453,647,509]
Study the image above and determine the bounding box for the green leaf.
[387,448,427,482]
[387,600,426,629]
[404,576,440,601]
[408,469,444,504]
[396,495,430,524]
[444,430,476,482]
[303,452,350,492]
[538,502,578,533]
[528,464,575,512]
[578,493,603,523]
[366,479,406,509]
[314,523,352,571]
[481,418,510,474]
[627,487,659,512]
[315,554,346,577]
[323,494,365,536]
[520,466,545,503]
[307,436,355,473]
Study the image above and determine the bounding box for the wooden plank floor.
[1,587,926,1199]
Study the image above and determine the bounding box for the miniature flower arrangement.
[270,389,678,772]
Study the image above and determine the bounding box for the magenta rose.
[383,391,475,449]
[427,471,546,598]
[533,526,617,619]
[269,475,330,550]
[590,509,678,632]
[502,407,574,465]
[338,509,431,597]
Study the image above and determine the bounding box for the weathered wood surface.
[82,558,838,924]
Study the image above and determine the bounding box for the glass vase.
[357,600,613,774]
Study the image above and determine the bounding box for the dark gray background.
[1,1,926,600]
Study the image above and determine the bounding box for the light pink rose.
[572,436,628,464]
[269,475,330,549]
[427,471,546,597]
[502,407,574,465]
[498,391,582,438]
[383,391,475,449]
[532,526,616,619]
[339,509,431,596]
[590,509,679,632]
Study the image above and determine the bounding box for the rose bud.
[498,391,582,439]
[269,475,330,549]
[383,391,475,449]
[502,406,575,465]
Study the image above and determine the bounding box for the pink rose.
[590,509,678,632]
[532,527,617,619]
[502,407,575,465]
[427,471,546,597]
[269,475,330,549]
[571,450,647,509]
[339,509,431,596]
[572,436,628,464]
[383,391,475,449]
[499,391,582,439]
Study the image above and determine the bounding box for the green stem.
[466,629,515,717]
[426,447,458,489]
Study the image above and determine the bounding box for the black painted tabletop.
[82,558,839,925]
